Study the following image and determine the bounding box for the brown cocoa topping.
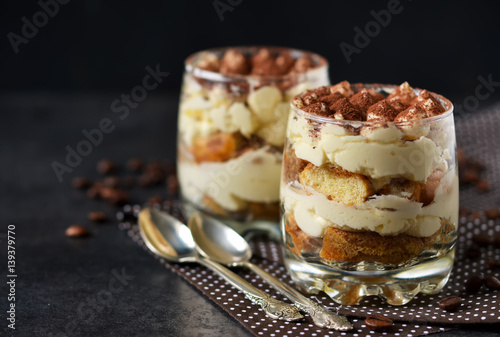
[320,92,344,108]
[275,51,295,74]
[417,97,446,116]
[366,100,398,122]
[387,97,409,112]
[330,80,354,97]
[302,90,319,105]
[251,48,281,76]
[293,56,314,73]
[197,52,221,72]
[302,102,328,116]
[349,89,376,114]
[330,97,363,121]
[387,82,416,105]
[367,88,385,102]
[220,49,250,75]
[394,104,428,122]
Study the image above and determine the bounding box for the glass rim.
[184,46,328,83]
[292,83,454,127]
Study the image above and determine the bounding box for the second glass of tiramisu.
[282,81,458,305]
[177,47,329,231]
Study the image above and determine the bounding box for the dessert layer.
[179,75,325,148]
[287,113,446,182]
[281,168,458,238]
[179,147,281,211]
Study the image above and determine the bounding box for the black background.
[2,0,500,102]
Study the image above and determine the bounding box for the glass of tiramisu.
[282,81,458,305]
[177,47,329,228]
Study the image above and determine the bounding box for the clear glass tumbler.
[177,46,329,227]
[281,83,458,305]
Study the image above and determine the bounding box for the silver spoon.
[138,208,303,322]
[188,213,353,331]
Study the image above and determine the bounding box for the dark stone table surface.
[1,92,499,336]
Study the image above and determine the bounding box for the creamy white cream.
[287,114,446,182]
[179,147,282,211]
[282,169,458,238]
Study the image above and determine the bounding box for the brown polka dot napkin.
[118,104,500,336]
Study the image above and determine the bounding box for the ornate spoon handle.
[197,257,303,321]
[244,262,353,331]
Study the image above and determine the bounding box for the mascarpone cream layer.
[179,76,320,147]
[282,169,458,237]
[287,113,446,182]
[179,147,281,211]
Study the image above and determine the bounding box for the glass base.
[284,248,455,305]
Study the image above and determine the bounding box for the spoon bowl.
[138,208,303,322]
[189,213,251,265]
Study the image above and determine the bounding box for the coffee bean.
[438,296,462,312]
[103,176,120,188]
[476,180,490,192]
[464,246,481,259]
[470,212,482,220]
[167,175,179,195]
[472,233,493,246]
[87,183,104,199]
[148,195,163,206]
[72,177,92,189]
[465,274,484,293]
[65,225,90,238]
[103,188,129,206]
[127,158,143,173]
[97,159,116,174]
[462,168,479,183]
[365,314,393,331]
[484,276,500,290]
[88,211,108,223]
[486,259,500,269]
[485,209,500,219]
[459,208,471,217]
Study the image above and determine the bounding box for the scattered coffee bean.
[88,211,108,223]
[365,314,392,331]
[127,158,143,173]
[486,259,500,269]
[485,209,500,219]
[438,296,462,312]
[148,195,163,206]
[465,274,484,293]
[87,183,104,199]
[103,176,120,188]
[470,212,482,220]
[472,233,493,246]
[72,176,92,189]
[167,175,179,195]
[65,225,89,238]
[364,314,393,331]
[462,168,479,183]
[464,246,481,259]
[459,208,471,217]
[100,188,129,205]
[97,159,116,174]
[484,276,500,290]
[476,179,490,192]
